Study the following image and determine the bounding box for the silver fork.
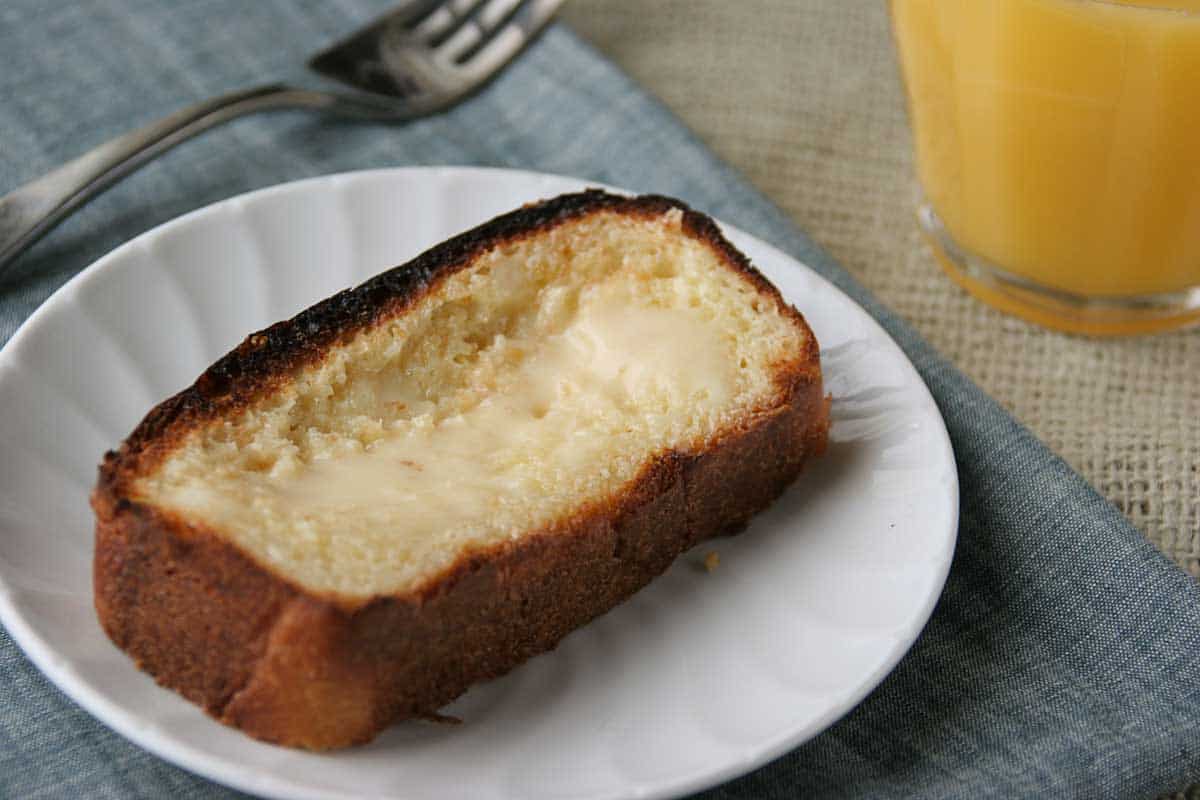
[0,0,564,279]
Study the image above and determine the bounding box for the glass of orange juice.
[890,0,1200,335]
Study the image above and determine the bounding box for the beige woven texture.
[564,0,1200,580]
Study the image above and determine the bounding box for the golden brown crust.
[91,190,829,749]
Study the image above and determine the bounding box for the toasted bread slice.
[92,190,828,749]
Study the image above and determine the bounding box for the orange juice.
[890,0,1200,334]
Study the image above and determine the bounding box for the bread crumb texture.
[135,209,806,597]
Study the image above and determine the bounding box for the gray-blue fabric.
[2,2,1199,798]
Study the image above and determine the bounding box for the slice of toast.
[92,190,828,750]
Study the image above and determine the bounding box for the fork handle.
[0,83,335,279]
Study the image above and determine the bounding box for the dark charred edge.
[96,190,771,494]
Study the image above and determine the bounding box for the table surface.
[564,0,1200,580]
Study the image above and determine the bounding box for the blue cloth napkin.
[3,2,1200,798]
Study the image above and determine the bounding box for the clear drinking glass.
[890,0,1200,335]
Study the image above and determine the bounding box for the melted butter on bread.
[138,208,805,597]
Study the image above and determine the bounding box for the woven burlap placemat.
[564,0,1200,583]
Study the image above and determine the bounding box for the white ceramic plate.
[0,167,957,800]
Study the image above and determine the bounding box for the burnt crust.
[91,190,828,749]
